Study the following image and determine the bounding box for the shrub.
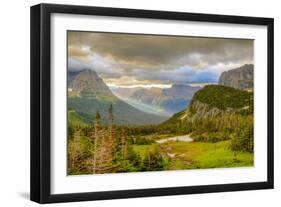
[230,123,253,153]
[142,147,165,171]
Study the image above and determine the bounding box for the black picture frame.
[30,3,274,204]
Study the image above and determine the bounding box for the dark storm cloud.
[68,31,253,70]
[67,31,253,85]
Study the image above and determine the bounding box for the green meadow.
[132,139,253,171]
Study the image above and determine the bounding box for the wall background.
[0,0,279,206]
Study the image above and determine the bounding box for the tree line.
[67,104,165,175]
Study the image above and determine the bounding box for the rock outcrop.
[218,64,253,90]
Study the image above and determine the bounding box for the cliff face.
[218,64,254,90]
[162,85,253,125]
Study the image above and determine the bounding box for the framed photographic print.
[30,3,274,203]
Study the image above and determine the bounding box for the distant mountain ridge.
[113,84,201,115]
[218,64,253,90]
[68,69,167,125]
[111,87,142,99]
[68,63,254,126]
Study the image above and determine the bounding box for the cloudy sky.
[68,31,253,88]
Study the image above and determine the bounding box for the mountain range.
[112,84,201,116]
[68,69,167,125]
[68,64,254,126]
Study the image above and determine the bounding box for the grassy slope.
[68,110,87,127]
[161,110,187,125]
[68,96,167,126]
[133,140,253,170]
[168,141,253,169]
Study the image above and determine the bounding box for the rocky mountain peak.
[69,69,114,96]
[218,64,254,90]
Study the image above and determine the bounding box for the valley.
[67,64,254,175]
[112,84,201,116]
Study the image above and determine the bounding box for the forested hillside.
[162,85,254,152]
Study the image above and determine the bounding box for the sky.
[68,31,253,88]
